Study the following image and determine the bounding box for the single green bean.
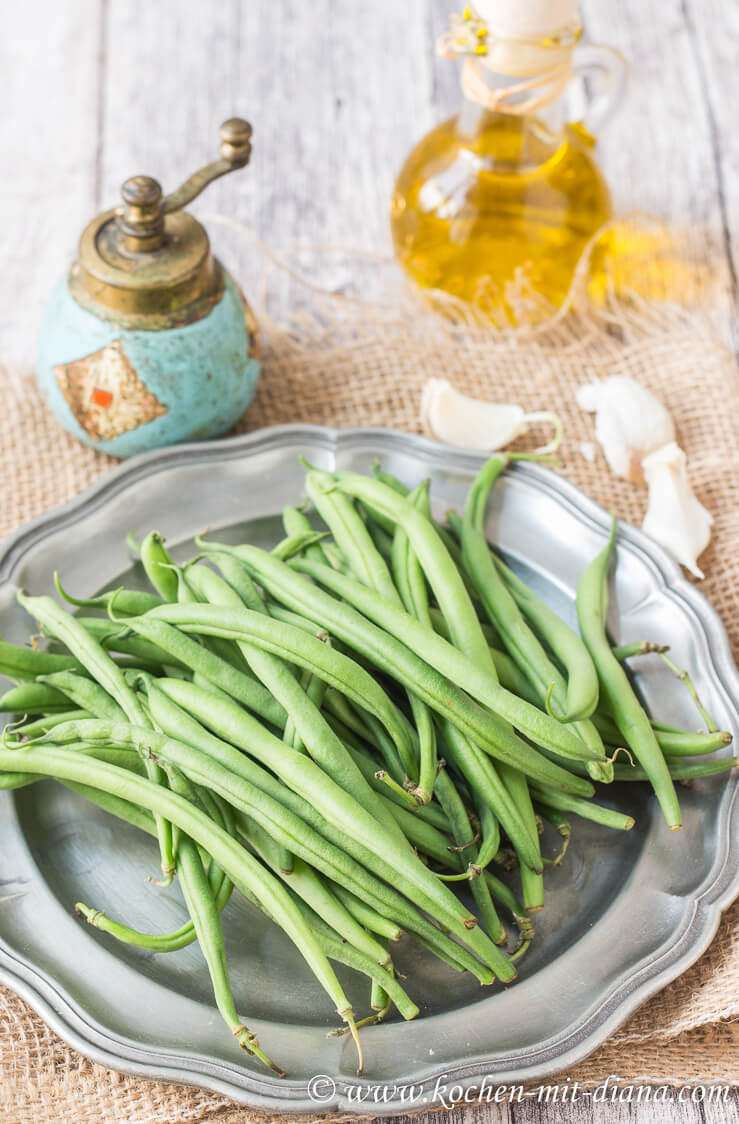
[54,574,162,617]
[0,639,79,679]
[530,785,635,831]
[612,757,738,782]
[591,711,731,757]
[40,670,127,723]
[140,532,179,603]
[575,520,682,830]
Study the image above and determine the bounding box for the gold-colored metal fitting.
[70,118,253,330]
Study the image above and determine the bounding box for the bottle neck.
[457,61,568,148]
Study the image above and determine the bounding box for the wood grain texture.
[0,2,738,1119]
[0,1,102,370]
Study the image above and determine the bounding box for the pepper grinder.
[37,118,261,457]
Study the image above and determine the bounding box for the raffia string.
[0,227,737,1120]
[459,56,573,115]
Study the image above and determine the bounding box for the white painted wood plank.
[100,0,432,316]
[683,0,739,308]
[0,0,102,370]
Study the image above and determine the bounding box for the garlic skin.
[641,441,712,579]
[576,376,675,484]
[421,379,561,453]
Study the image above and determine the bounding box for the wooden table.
[1,2,737,1120]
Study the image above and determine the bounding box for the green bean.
[140,532,179,603]
[575,520,682,830]
[98,695,496,983]
[39,670,127,723]
[0,741,361,1059]
[420,495,547,893]
[54,574,162,617]
[499,766,543,913]
[283,898,418,1023]
[305,476,399,602]
[386,480,438,802]
[475,800,500,870]
[158,763,286,1074]
[17,592,178,881]
[0,681,70,713]
[0,639,79,680]
[439,721,542,871]
[144,683,514,978]
[303,476,435,800]
[365,518,394,566]
[283,666,328,753]
[290,557,598,771]
[435,769,506,943]
[370,970,391,1020]
[491,552,600,723]
[612,757,738,782]
[139,595,417,785]
[337,732,450,830]
[591,711,731,757]
[370,465,483,609]
[77,856,233,954]
[201,544,594,795]
[613,641,720,733]
[271,530,330,562]
[107,611,286,729]
[316,468,494,669]
[240,813,391,968]
[331,886,402,942]
[181,563,411,836]
[457,466,608,784]
[530,785,635,831]
[70,617,186,669]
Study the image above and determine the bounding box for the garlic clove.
[641,441,712,579]
[576,376,675,484]
[421,379,526,451]
[420,379,562,454]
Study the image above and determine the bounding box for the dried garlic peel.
[421,379,561,454]
[576,376,675,484]
[642,441,713,579]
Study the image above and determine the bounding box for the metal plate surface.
[0,425,737,1113]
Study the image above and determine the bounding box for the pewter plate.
[0,425,737,1113]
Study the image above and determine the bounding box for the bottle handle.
[571,44,629,136]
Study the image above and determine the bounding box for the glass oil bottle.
[391,2,628,322]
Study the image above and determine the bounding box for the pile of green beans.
[0,456,733,1075]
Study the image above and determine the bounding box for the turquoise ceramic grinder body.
[35,118,261,458]
[37,271,260,458]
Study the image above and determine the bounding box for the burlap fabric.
[0,270,738,1120]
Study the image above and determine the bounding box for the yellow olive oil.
[391,111,611,316]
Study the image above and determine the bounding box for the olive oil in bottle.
[391,3,627,321]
